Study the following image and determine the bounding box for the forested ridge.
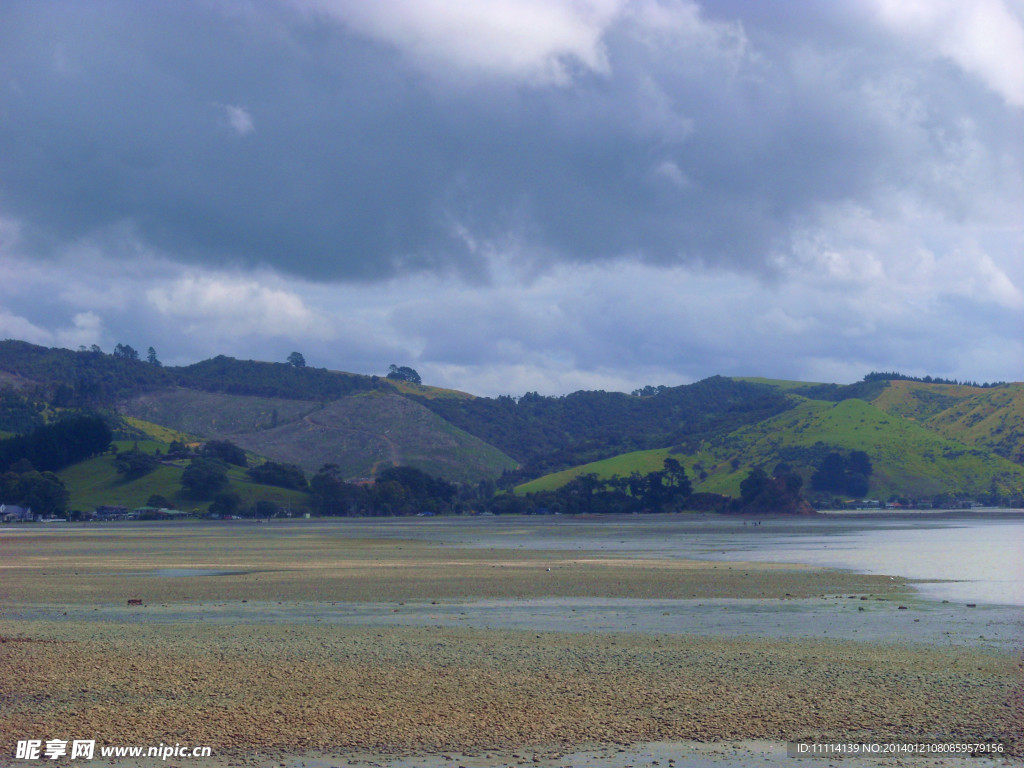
[0,340,381,404]
[0,342,792,471]
[410,377,793,477]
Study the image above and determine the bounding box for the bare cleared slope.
[120,387,318,435]
[120,389,517,482]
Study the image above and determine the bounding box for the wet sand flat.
[0,519,919,605]
[1,517,1022,766]
[2,622,1020,757]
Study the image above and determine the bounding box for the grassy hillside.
[516,448,683,494]
[870,379,981,420]
[517,396,1024,500]
[384,380,476,400]
[60,457,184,511]
[714,397,1024,498]
[120,415,197,445]
[870,380,1024,463]
[58,452,310,513]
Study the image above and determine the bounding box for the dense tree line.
[0,465,68,516]
[0,415,112,473]
[631,385,670,397]
[181,456,230,498]
[504,462,816,517]
[310,464,456,516]
[113,343,140,361]
[173,356,381,400]
[0,340,170,407]
[862,371,1006,388]
[200,439,248,467]
[0,341,382,405]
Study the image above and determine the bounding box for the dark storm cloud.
[3,0,1015,283]
[0,2,470,279]
[1,1,1022,393]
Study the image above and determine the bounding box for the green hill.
[0,340,517,484]
[517,396,1024,501]
[58,449,310,513]
[715,397,1024,498]
[120,416,198,445]
[516,448,682,494]
[870,380,1024,463]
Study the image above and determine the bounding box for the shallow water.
[694,513,1024,607]
[432,510,1024,607]
[6,511,1021,606]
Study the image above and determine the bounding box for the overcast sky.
[1,0,1022,396]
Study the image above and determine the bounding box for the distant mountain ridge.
[0,339,1021,503]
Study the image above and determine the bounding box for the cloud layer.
[0,1,1021,393]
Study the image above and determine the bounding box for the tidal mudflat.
[1,514,1021,767]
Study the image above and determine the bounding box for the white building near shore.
[1,504,33,522]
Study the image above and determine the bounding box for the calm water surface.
[405,510,1024,608]
[425,510,1024,608]
[698,512,1024,607]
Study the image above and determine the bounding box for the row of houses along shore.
[0,504,189,523]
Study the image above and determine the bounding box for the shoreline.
[2,516,1022,765]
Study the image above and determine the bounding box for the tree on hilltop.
[386,364,421,385]
[113,343,139,361]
